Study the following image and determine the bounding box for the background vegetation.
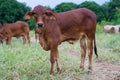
[0,0,120,29]
[0,0,31,23]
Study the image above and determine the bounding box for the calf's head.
[0,28,7,41]
[24,11,45,28]
[24,8,56,27]
[38,10,57,51]
[24,8,57,51]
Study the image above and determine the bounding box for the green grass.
[0,28,120,80]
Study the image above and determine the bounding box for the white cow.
[102,25,120,33]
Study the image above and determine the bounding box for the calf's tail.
[94,36,98,58]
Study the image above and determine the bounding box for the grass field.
[0,26,120,80]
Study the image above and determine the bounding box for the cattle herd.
[0,4,119,75]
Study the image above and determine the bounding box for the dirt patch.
[31,37,39,43]
[66,50,120,80]
[91,61,120,80]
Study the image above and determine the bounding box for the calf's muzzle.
[38,23,44,28]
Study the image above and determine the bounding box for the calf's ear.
[24,11,36,20]
[44,11,56,20]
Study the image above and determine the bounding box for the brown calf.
[24,5,98,75]
[0,21,30,45]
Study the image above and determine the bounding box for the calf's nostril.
[38,23,43,28]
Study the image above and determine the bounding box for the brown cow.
[0,21,30,45]
[24,5,98,75]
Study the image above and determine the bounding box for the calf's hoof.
[57,68,61,74]
[80,66,84,71]
[87,69,93,75]
[50,72,54,75]
[57,68,60,72]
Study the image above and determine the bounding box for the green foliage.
[78,1,104,22]
[99,20,113,26]
[54,2,78,12]
[0,0,31,23]
[1,0,120,25]
[96,25,104,33]
[112,7,120,24]
[96,33,120,62]
[54,0,120,23]
[108,0,120,20]
[0,0,120,27]
[27,19,36,30]
[102,0,120,22]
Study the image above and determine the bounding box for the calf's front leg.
[6,37,11,45]
[21,34,26,44]
[50,45,60,75]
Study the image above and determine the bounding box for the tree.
[101,2,110,21]
[112,7,120,24]
[54,2,78,12]
[78,1,104,22]
[104,0,120,21]
[27,19,36,30]
[0,0,31,23]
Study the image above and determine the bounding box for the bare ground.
[66,50,120,80]
[31,37,38,43]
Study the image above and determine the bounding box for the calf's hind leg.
[21,34,26,44]
[6,37,12,45]
[87,36,94,74]
[88,40,93,71]
[26,32,30,44]
[80,36,86,70]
